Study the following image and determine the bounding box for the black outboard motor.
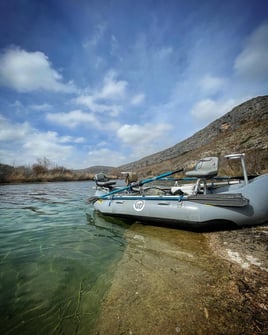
[94,173,116,190]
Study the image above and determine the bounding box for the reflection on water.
[0,182,126,335]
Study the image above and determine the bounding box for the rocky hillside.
[119,96,268,177]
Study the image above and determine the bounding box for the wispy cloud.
[75,70,127,116]
[234,22,268,81]
[130,93,145,106]
[29,103,53,111]
[46,110,99,128]
[82,23,106,48]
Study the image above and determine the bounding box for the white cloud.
[46,110,99,128]
[102,120,121,132]
[191,99,217,121]
[46,108,121,132]
[198,74,226,95]
[190,98,242,123]
[29,103,53,111]
[234,22,268,80]
[75,94,122,116]
[117,123,172,146]
[73,137,85,144]
[87,148,127,166]
[99,70,128,100]
[0,115,31,141]
[75,95,97,109]
[58,135,85,144]
[22,131,72,159]
[75,70,127,116]
[0,46,76,92]
[0,114,83,167]
[130,93,145,106]
[116,122,174,160]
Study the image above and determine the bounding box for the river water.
[0,181,253,335]
[0,181,127,335]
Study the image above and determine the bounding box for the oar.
[88,167,183,203]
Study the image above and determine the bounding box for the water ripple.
[0,181,126,335]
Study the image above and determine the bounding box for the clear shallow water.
[0,181,126,335]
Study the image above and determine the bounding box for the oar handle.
[98,167,184,199]
[139,168,184,186]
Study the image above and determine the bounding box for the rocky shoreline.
[206,224,268,334]
[94,223,268,335]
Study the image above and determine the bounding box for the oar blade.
[87,196,100,204]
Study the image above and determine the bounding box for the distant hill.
[118,95,268,177]
[74,166,115,175]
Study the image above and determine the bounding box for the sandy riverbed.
[93,223,268,335]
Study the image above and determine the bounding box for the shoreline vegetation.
[0,158,120,184]
[0,167,95,184]
[0,165,252,184]
[1,153,267,185]
[0,160,94,184]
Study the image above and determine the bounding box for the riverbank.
[206,224,268,334]
[93,223,268,335]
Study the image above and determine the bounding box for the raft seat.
[185,157,219,194]
[96,180,116,189]
[94,172,116,190]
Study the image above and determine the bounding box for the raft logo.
[133,200,145,211]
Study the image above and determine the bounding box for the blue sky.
[0,0,267,169]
